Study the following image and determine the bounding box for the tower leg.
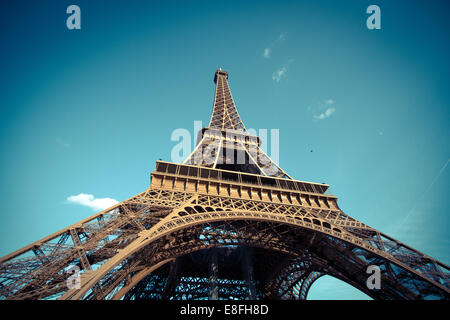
[242,247,256,299]
[209,248,218,300]
[162,259,178,299]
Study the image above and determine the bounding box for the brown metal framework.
[0,69,449,300]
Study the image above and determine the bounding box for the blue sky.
[0,0,449,299]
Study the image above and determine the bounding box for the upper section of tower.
[183,69,292,179]
[209,69,246,131]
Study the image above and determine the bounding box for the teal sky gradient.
[0,0,449,299]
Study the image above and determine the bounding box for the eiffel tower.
[0,69,449,300]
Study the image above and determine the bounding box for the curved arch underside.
[0,189,449,300]
[70,217,450,300]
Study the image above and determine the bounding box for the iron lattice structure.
[0,69,449,300]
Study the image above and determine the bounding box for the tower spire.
[209,69,246,131]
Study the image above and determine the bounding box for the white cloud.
[310,99,337,120]
[314,107,336,120]
[56,138,70,148]
[262,33,286,59]
[272,66,287,82]
[67,193,119,211]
